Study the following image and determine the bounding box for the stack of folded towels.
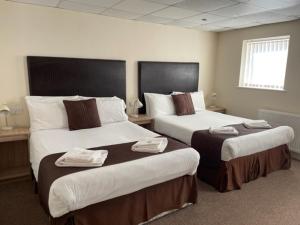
[243,120,272,129]
[132,137,168,153]
[55,147,108,167]
[209,126,239,135]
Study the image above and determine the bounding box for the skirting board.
[291,152,300,161]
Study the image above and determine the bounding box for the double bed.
[26,57,200,225]
[138,61,294,192]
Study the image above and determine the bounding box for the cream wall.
[0,0,217,127]
[215,19,300,119]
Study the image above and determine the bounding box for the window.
[239,36,290,91]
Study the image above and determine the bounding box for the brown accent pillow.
[172,93,195,116]
[63,99,101,130]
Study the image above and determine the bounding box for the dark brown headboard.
[138,61,199,113]
[27,56,126,100]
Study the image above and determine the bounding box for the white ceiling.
[7,0,300,32]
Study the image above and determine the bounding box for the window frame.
[239,35,290,92]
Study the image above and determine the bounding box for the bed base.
[46,175,197,225]
[198,145,291,192]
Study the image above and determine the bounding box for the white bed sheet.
[30,121,157,178]
[154,110,294,161]
[30,121,199,218]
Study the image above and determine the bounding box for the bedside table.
[207,106,226,114]
[0,128,30,183]
[128,114,153,128]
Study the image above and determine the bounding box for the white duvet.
[30,121,199,218]
[154,110,294,161]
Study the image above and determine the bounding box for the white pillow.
[25,96,80,131]
[79,96,128,125]
[190,91,206,111]
[144,93,175,118]
[79,96,117,101]
[96,98,128,125]
[172,91,205,111]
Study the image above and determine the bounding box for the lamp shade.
[133,99,143,109]
[0,104,10,113]
[0,104,12,130]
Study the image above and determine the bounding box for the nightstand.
[128,114,153,128]
[207,106,226,114]
[0,128,30,183]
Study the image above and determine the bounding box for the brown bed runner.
[38,137,189,215]
[191,123,274,167]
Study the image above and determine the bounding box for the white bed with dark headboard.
[138,61,294,192]
[26,56,200,225]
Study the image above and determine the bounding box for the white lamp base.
[1,126,13,131]
[130,114,139,118]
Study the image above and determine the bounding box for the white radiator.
[258,109,300,154]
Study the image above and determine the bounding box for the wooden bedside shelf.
[207,106,226,114]
[0,166,31,182]
[0,128,29,143]
[128,114,153,130]
[0,128,30,183]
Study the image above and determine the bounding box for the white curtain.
[240,36,289,90]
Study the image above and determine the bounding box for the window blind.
[239,36,290,90]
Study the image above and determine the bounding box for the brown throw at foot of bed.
[198,145,291,192]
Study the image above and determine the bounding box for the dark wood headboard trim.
[138,61,199,113]
[27,56,126,100]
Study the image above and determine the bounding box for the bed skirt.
[198,145,291,192]
[49,175,198,225]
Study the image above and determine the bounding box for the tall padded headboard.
[138,61,199,113]
[27,56,126,100]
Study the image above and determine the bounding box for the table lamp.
[0,104,13,130]
[130,98,143,117]
[209,93,217,108]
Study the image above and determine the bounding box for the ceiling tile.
[182,13,227,24]
[273,4,300,17]
[281,0,300,5]
[240,11,296,24]
[66,0,122,8]
[166,20,200,27]
[247,0,300,10]
[146,0,185,5]
[198,24,231,31]
[152,6,199,19]
[59,1,106,14]
[10,0,60,7]
[136,14,173,24]
[102,9,142,19]
[211,2,267,17]
[231,0,250,2]
[113,0,167,14]
[174,0,238,13]
[232,22,259,28]
[208,17,254,27]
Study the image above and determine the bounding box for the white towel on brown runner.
[132,137,168,153]
[209,126,239,135]
[243,120,272,129]
[55,147,108,167]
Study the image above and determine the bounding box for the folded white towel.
[243,120,272,129]
[132,137,168,153]
[209,126,239,135]
[55,147,108,167]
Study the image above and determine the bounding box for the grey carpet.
[1,160,300,225]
